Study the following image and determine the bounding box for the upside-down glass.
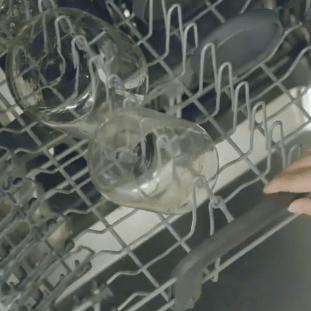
[88,107,219,214]
[6,8,148,139]
[0,0,55,53]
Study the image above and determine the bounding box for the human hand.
[264,149,311,216]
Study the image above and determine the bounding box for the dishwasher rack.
[1,0,311,310]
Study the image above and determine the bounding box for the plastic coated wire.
[1,0,311,310]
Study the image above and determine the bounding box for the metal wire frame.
[0,0,311,310]
[0,177,96,310]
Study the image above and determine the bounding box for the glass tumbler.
[6,8,148,139]
[88,107,219,214]
[0,0,54,53]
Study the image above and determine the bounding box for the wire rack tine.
[106,205,196,285]
[2,0,311,310]
[287,144,303,166]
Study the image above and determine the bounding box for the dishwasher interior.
[1,0,311,310]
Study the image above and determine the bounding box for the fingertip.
[263,186,270,194]
[263,183,276,194]
[288,198,311,216]
[288,204,302,214]
[263,175,284,194]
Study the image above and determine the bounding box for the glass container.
[88,107,218,214]
[6,8,148,139]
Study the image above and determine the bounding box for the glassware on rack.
[88,107,219,214]
[0,0,55,54]
[6,8,148,139]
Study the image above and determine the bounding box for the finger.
[277,148,311,175]
[264,149,311,193]
[288,198,311,216]
[283,153,311,172]
[264,167,311,194]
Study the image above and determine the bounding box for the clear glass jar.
[6,8,148,139]
[88,107,219,214]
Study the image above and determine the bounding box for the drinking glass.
[88,107,219,214]
[6,8,148,139]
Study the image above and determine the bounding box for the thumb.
[288,198,311,216]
